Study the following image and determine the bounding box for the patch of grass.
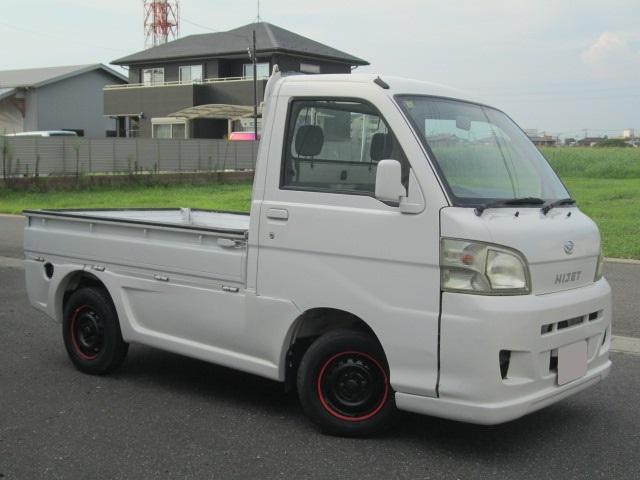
[564,177,640,260]
[0,182,253,215]
[541,147,640,179]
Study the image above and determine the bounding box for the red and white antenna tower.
[143,0,180,49]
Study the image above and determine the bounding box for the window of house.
[179,65,203,83]
[142,68,165,86]
[281,99,409,195]
[243,62,270,79]
[300,63,321,74]
[152,119,188,139]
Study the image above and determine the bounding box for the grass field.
[0,183,253,214]
[1,147,639,259]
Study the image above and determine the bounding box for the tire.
[62,287,129,375]
[297,329,396,437]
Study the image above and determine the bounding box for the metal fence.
[1,137,259,176]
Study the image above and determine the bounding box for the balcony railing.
[104,75,269,91]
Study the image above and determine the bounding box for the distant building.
[525,129,557,147]
[623,128,634,139]
[0,64,127,137]
[576,137,605,147]
[104,22,369,139]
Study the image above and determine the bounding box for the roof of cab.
[277,73,481,104]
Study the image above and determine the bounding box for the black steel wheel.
[297,330,395,437]
[63,287,128,375]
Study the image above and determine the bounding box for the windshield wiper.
[541,197,576,215]
[474,197,544,216]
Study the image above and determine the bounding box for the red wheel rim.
[69,305,103,360]
[316,350,389,422]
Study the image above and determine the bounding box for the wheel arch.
[54,270,112,323]
[282,307,386,388]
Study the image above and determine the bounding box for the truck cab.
[24,72,611,437]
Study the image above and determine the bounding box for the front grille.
[541,310,602,335]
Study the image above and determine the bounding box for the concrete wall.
[32,69,124,137]
[4,137,258,175]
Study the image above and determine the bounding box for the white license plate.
[557,341,588,385]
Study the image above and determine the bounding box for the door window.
[281,99,409,195]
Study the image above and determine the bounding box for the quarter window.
[281,99,409,195]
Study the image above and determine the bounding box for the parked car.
[228,131,258,141]
[23,71,611,437]
[5,130,78,137]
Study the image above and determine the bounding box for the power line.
[0,20,127,53]
[180,17,252,42]
[180,17,218,32]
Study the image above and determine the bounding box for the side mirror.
[375,159,407,203]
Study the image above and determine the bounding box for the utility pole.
[252,29,258,140]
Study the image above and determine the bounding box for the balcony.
[103,76,269,130]
[103,76,268,91]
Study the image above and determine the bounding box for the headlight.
[594,251,604,281]
[441,239,530,295]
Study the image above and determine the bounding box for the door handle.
[218,238,242,248]
[266,208,289,220]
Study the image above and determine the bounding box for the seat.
[370,133,393,161]
[295,125,324,157]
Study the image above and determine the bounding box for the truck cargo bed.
[23,208,249,236]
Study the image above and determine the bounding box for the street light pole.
[252,29,258,140]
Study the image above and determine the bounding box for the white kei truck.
[24,71,611,437]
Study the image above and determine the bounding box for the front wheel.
[297,330,396,437]
[62,287,129,375]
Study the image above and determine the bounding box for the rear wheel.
[62,287,128,375]
[297,330,395,437]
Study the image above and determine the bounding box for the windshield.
[396,95,569,205]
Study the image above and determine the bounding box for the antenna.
[143,0,180,49]
[256,0,261,22]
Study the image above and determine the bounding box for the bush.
[593,138,632,148]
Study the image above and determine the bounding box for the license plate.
[557,341,588,385]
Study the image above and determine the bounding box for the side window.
[281,99,409,195]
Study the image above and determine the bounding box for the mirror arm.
[399,195,423,214]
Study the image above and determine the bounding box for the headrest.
[295,125,324,157]
[370,133,393,161]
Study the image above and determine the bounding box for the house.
[104,21,369,139]
[527,132,558,147]
[0,64,127,137]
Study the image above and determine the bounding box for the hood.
[440,206,601,295]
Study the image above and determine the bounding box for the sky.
[1,0,638,138]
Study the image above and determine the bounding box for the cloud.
[580,32,640,79]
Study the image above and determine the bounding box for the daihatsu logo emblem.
[563,240,575,255]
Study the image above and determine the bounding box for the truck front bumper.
[396,279,612,424]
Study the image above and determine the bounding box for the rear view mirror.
[375,160,406,203]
